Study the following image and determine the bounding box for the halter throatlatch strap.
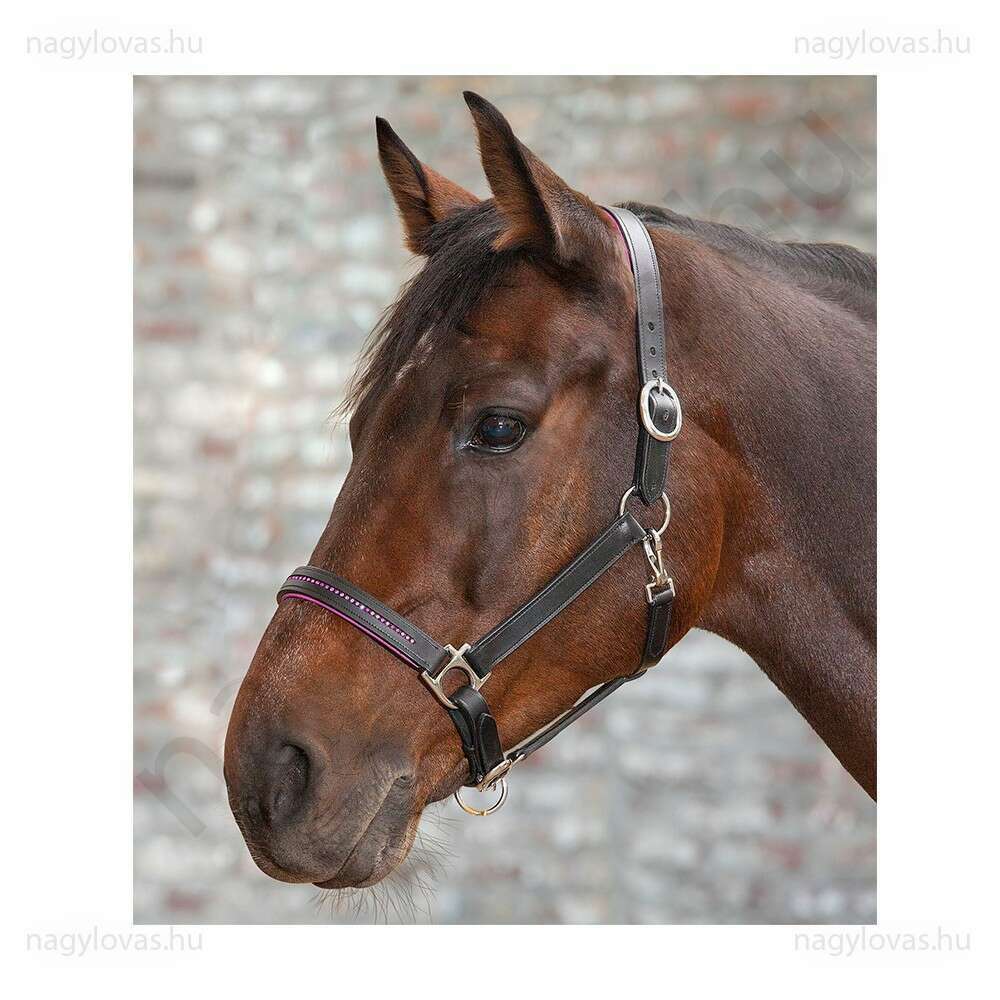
[276,206,679,811]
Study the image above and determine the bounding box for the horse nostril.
[268,743,310,822]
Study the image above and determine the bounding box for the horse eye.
[469,413,527,453]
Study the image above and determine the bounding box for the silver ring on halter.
[454,778,508,816]
[619,486,671,537]
[638,378,682,442]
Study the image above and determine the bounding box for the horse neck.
[656,229,876,797]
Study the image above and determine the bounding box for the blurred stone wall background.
[134,76,876,924]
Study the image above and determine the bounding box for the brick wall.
[134,75,876,924]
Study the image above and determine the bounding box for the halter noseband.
[276,207,682,815]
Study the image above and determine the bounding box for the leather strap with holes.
[604,206,679,506]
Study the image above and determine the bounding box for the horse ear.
[463,91,605,260]
[376,117,479,254]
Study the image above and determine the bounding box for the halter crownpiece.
[277,206,681,816]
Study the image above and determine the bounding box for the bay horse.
[224,92,876,891]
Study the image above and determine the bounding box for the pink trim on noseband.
[278,593,424,671]
[286,574,416,645]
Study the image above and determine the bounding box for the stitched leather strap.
[466,512,647,676]
[448,686,504,786]
[604,206,679,505]
[636,389,678,501]
[509,673,642,762]
[277,567,450,675]
[502,583,673,767]
[643,582,675,668]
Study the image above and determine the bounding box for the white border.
[2,0,997,994]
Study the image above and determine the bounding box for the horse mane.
[622,201,877,298]
[342,200,876,420]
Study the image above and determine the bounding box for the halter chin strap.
[276,206,681,815]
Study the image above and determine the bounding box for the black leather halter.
[277,207,682,815]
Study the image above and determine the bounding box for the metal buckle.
[645,574,676,605]
[638,378,682,442]
[478,757,514,790]
[454,758,515,816]
[419,643,488,711]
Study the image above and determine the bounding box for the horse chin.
[312,820,419,889]
[313,869,387,890]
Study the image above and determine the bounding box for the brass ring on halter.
[638,378,682,442]
[619,486,671,537]
[454,778,508,817]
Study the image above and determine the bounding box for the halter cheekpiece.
[277,207,682,815]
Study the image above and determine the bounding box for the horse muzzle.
[224,718,420,888]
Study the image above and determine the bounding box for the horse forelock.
[340,202,521,422]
